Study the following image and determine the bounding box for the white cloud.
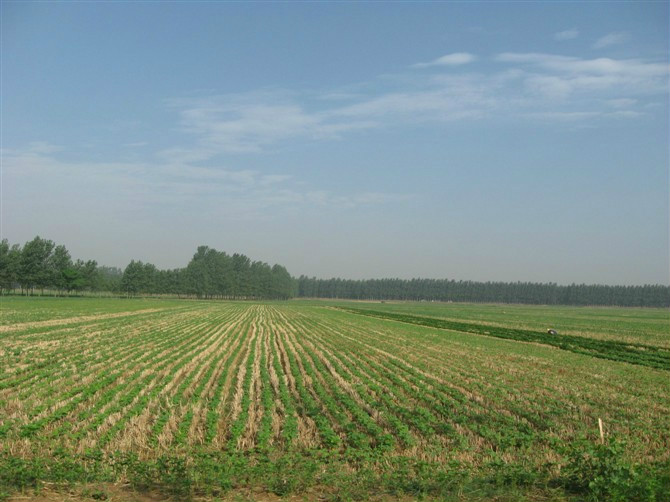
[162,94,381,160]
[496,52,669,98]
[156,54,665,159]
[606,98,637,108]
[317,91,362,101]
[496,53,667,77]
[412,53,476,68]
[148,51,668,162]
[260,174,293,186]
[157,147,216,165]
[525,109,645,122]
[25,141,63,154]
[607,110,644,118]
[525,111,602,122]
[554,29,579,41]
[522,75,574,99]
[11,50,665,199]
[593,32,629,49]
[180,102,320,153]
[3,146,402,225]
[152,51,668,160]
[349,192,411,205]
[333,87,492,120]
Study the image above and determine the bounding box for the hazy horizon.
[2,2,669,286]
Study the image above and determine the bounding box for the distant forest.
[1,236,668,306]
[296,276,670,308]
[0,237,294,300]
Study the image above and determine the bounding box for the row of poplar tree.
[2,236,668,306]
[0,237,294,299]
[296,276,670,307]
[0,237,116,295]
[120,246,294,299]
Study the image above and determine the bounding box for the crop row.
[2,302,668,469]
[338,307,670,370]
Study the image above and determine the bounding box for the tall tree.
[19,236,56,294]
[0,239,21,294]
[49,245,73,294]
[120,260,145,296]
[76,259,100,292]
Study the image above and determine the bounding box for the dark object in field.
[547,329,558,335]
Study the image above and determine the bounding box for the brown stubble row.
[3,308,208,411]
[0,308,167,334]
[317,312,562,451]
[3,305,247,456]
[2,311,210,435]
[354,311,669,445]
[269,310,320,449]
[114,307,253,453]
[57,310,235,451]
[3,302,668,468]
[73,311,232,451]
[275,308,475,461]
[187,309,255,447]
[285,306,669,463]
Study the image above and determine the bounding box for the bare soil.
[0,309,164,333]
[6,483,426,502]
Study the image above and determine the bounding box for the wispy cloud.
[167,52,666,156]
[495,52,669,98]
[7,50,667,222]
[525,111,601,122]
[332,84,494,120]
[495,52,666,77]
[163,79,499,161]
[3,145,405,223]
[149,51,668,163]
[161,92,377,160]
[606,98,637,108]
[25,141,63,154]
[554,28,579,41]
[260,174,293,186]
[412,52,476,68]
[593,32,629,49]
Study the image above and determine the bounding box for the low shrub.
[560,438,670,502]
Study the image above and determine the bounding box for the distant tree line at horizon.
[0,237,120,295]
[296,276,670,307]
[120,245,294,299]
[1,236,668,306]
[0,237,294,300]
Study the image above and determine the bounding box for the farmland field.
[1,297,669,501]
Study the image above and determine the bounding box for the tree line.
[1,236,668,306]
[119,246,294,299]
[0,237,121,295]
[0,237,294,300]
[297,276,670,307]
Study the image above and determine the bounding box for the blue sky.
[2,2,668,285]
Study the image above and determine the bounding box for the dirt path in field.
[6,483,427,501]
[0,309,166,333]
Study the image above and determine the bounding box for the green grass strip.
[337,307,670,371]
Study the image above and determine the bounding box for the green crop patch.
[1,298,668,501]
[337,307,670,370]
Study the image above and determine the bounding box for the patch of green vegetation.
[338,307,670,370]
[2,298,668,501]
[558,438,670,502]
[0,296,190,326]
[1,447,667,501]
[328,300,670,347]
